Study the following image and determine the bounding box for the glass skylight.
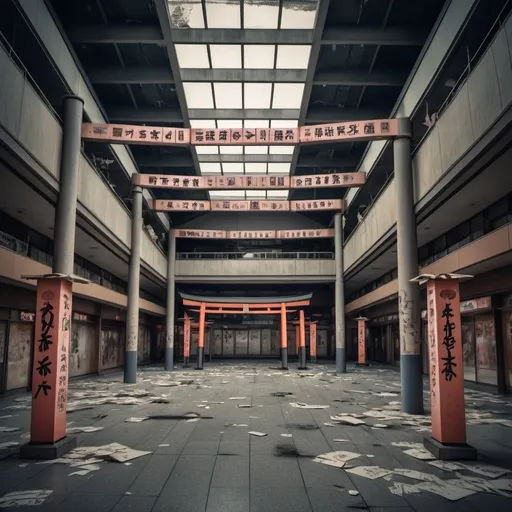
[205,0,241,28]
[276,46,311,69]
[170,0,320,202]
[175,44,210,68]
[210,45,242,69]
[244,0,279,29]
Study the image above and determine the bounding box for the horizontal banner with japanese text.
[82,119,399,146]
[150,199,345,212]
[174,229,335,239]
[132,172,365,189]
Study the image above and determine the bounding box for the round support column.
[334,213,346,373]
[394,118,424,414]
[165,230,176,371]
[124,186,143,384]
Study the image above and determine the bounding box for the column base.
[124,351,137,384]
[401,354,424,414]
[355,362,369,367]
[196,347,204,370]
[310,356,317,364]
[20,436,77,460]
[164,347,174,371]
[280,347,288,370]
[298,346,307,369]
[183,356,190,368]
[423,436,477,461]
[335,348,346,374]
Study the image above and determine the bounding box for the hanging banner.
[174,229,335,239]
[300,119,399,144]
[290,199,345,212]
[81,123,190,145]
[81,119,398,146]
[226,230,275,239]
[277,229,334,238]
[152,199,343,212]
[133,173,363,189]
[151,200,211,212]
[190,128,299,145]
[291,171,365,188]
[175,229,225,239]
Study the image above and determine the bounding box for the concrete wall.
[345,222,512,314]
[0,44,167,281]
[345,12,512,273]
[17,0,170,232]
[175,259,336,281]
[0,246,165,316]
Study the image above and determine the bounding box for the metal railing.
[0,231,28,256]
[177,252,335,260]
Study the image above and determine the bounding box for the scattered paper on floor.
[346,466,393,480]
[248,431,267,437]
[124,417,148,423]
[290,402,329,409]
[402,448,436,460]
[0,490,53,508]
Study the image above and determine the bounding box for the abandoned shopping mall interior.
[1,0,512,510]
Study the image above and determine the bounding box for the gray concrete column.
[165,229,176,371]
[334,212,346,373]
[124,186,143,384]
[53,96,84,275]
[394,118,424,415]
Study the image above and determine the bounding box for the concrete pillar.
[280,303,288,370]
[53,96,84,275]
[394,118,423,414]
[335,212,346,373]
[197,302,205,370]
[165,229,176,371]
[310,323,317,363]
[124,186,143,384]
[298,310,307,369]
[183,312,191,367]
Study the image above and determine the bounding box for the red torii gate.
[180,292,312,370]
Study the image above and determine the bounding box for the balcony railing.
[177,252,335,260]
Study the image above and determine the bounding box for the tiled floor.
[1,361,512,511]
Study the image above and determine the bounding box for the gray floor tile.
[110,496,155,512]
[206,487,249,512]
[250,486,312,512]
[211,455,249,488]
[128,455,178,496]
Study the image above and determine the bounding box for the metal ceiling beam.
[154,0,202,180]
[312,70,407,87]
[107,106,383,123]
[88,66,404,87]
[172,29,313,44]
[189,108,301,120]
[136,154,360,167]
[290,0,329,183]
[89,66,174,84]
[181,69,306,82]
[321,27,426,46]
[68,25,164,44]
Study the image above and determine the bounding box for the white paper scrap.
[67,426,104,433]
[333,439,349,442]
[330,416,365,426]
[346,466,393,480]
[490,479,512,492]
[417,481,476,501]
[428,460,465,472]
[317,451,362,464]
[0,490,53,507]
[348,490,359,496]
[280,434,292,438]
[229,397,247,400]
[107,447,152,463]
[290,403,329,410]
[402,448,436,460]
[460,462,511,479]
[313,457,345,469]
[124,417,148,423]
[248,431,267,437]
[0,427,20,433]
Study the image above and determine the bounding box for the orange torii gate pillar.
[412,273,477,460]
[355,317,369,367]
[309,322,317,363]
[183,313,191,367]
[280,303,288,370]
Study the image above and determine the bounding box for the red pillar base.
[423,436,477,461]
[20,436,77,460]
